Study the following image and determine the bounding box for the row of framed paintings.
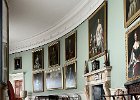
[15,0,140,70]
[14,1,140,83]
[88,0,140,60]
[88,0,140,82]
[13,2,107,71]
[124,0,140,82]
[33,61,77,92]
[33,30,77,70]
[14,31,77,70]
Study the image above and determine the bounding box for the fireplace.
[84,66,112,100]
[92,84,105,100]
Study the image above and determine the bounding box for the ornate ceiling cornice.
[9,0,104,54]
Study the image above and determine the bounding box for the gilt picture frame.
[14,57,22,70]
[48,41,60,67]
[125,22,140,81]
[64,61,77,89]
[32,48,44,70]
[124,0,140,28]
[46,67,63,90]
[33,71,44,92]
[65,31,77,61]
[88,1,107,60]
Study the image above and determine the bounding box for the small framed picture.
[88,1,107,60]
[14,57,22,70]
[91,60,100,71]
[64,61,77,89]
[124,0,140,27]
[46,67,63,90]
[65,31,77,61]
[32,48,44,70]
[125,22,140,81]
[48,41,60,67]
[33,71,44,92]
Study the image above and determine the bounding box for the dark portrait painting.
[88,1,107,60]
[32,48,44,70]
[65,62,77,89]
[48,41,60,67]
[124,0,140,27]
[33,72,44,92]
[65,31,77,61]
[14,57,22,70]
[126,22,140,81]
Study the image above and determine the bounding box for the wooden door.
[15,80,22,100]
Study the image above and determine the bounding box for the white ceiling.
[8,0,85,43]
[8,0,104,53]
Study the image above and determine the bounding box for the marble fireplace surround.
[84,66,112,100]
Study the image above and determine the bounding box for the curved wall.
[9,0,140,99]
[9,20,89,98]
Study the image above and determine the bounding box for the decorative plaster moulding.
[9,0,104,54]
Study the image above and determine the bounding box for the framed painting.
[33,71,44,92]
[65,31,77,61]
[48,41,60,67]
[125,22,140,81]
[14,57,22,70]
[32,48,44,70]
[46,67,63,90]
[88,1,107,60]
[64,61,77,89]
[124,0,140,28]
[91,60,100,71]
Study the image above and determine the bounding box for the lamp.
[20,90,27,100]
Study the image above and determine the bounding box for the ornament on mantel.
[84,60,89,74]
[104,49,110,66]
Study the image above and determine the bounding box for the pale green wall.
[9,0,140,97]
[9,21,88,95]
[108,0,126,88]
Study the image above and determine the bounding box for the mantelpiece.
[84,66,112,100]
